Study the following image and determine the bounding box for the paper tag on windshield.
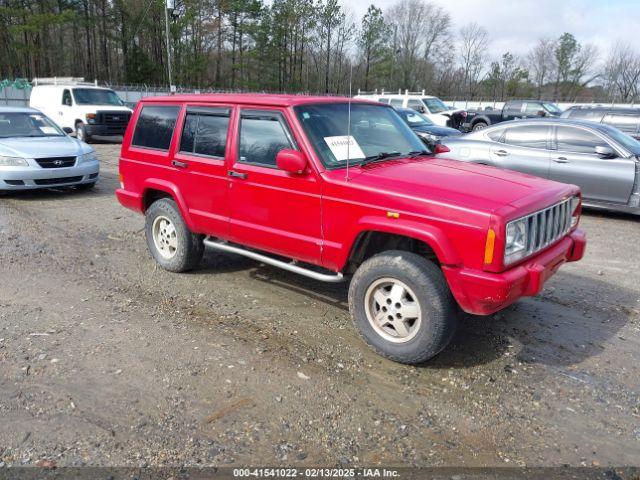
[324,136,365,161]
[39,126,58,134]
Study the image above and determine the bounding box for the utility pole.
[164,0,175,93]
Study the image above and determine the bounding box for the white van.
[356,90,466,129]
[29,78,133,142]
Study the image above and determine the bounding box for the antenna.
[346,64,353,182]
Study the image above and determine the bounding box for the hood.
[343,156,573,215]
[412,125,461,137]
[0,135,91,158]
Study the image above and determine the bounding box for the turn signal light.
[484,228,496,264]
[433,144,450,154]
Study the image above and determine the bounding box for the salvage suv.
[116,94,586,364]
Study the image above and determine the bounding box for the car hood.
[343,156,573,215]
[412,125,461,137]
[0,135,91,158]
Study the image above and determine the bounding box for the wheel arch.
[141,180,196,231]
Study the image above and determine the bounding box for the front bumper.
[85,124,127,136]
[443,229,586,315]
[0,161,99,190]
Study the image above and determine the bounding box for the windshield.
[294,103,426,168]
[423,97,449,114]
[542,102,563,114]
[73,88,124,106]
[600,124,640,155]
[0,112,65,138]
[399,109,435,127]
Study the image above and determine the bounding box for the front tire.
[145,198,204,272]
[75,122,91,143]
[348,251,458,364]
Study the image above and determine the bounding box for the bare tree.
[603,42,640,102]
[458,22,489,98]
[527,38,556,99]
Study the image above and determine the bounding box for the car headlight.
[570,196,580,227]
[86,113,97,124]
[417,132,440,143]
[79,151,98,163]
[0,156,29,167]
[504,218,528,265]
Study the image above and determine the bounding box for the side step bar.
[203,238,345,283]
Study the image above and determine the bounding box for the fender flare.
[344,216,461,268]
[141,179,196,231]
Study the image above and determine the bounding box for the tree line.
[1,0,639,102]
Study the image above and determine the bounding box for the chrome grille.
[524,198,573,256]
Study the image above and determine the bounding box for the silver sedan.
[438,118,640,215]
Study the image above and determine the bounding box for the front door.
[549,125,635,204]
[489,124,552,178]
[227,108,322,265]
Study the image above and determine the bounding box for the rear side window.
[390,98,403,107]
[239,110,295,167]
[504,101,523,117]
[180,107,230,158]
[503,125,549,149]
[132,105,180,151]
[62,90,72,106]
[556,126,608,154]
[602,113,640,135]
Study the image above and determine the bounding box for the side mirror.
[276,149,307,174]
[63,127,73,134]
[595,145,616,158]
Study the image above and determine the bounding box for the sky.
[349,0,640,61]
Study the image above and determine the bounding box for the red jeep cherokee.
[116,94,586,364]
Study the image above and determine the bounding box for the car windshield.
[73,88,124,106]
[0,112,65,138]
[294,103,425,168]
[543,102,563,114]
[600,124,640,155]
[423,97,449,114]
[400,110,434,127]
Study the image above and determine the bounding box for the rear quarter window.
[132,105,180,151]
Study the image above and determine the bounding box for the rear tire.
[348,250,458,364]
[145,198,204,272]
[472,121,488,131]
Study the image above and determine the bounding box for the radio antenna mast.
[346,63,353,182]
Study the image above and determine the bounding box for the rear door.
[549,125,635,204]
[489,124,552,178]
[171,104,233,235]
[226,107,322,264]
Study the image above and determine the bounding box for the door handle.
[554,157,570,163]
[494,149,509,157]
[228,170,248,179]
[172,160,188,169]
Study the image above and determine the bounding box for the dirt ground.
[0,143,639,468]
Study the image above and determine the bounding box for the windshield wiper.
[406,150,430,158]
[360,151,402,166]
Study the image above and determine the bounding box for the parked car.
[356,92,467,129]
[29,78,133,142]
[463,100,563,132]
[395,108,461,148]
[116,94,585,364]
[438,118,640,215]
[562,106,640,140]
[0,106,99,191]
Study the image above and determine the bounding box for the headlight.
[79,151,98,163]
[570,196,580,227]
[417,132,440,143]
[86,113,97,124]
[0,156,29,167]
[504,218,528,265]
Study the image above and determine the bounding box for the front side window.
[131,105,180,151]
[602,113,640,134]
[503,125,549,149]
[423,97,448,114]
[523,102,544,116]
[0,112,65,138]
[542,102,563,115]
[62,90,72,106]
[556,126,609,154]
[180,107,230,158]
[294,103,425,168]
[390,98,403,107]
[565,109,604,121]
[73,88,124,106]
[239,110,294,167]
[486,127,505,142]
[407,99,424,112]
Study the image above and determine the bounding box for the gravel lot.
[0,143,639,468]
